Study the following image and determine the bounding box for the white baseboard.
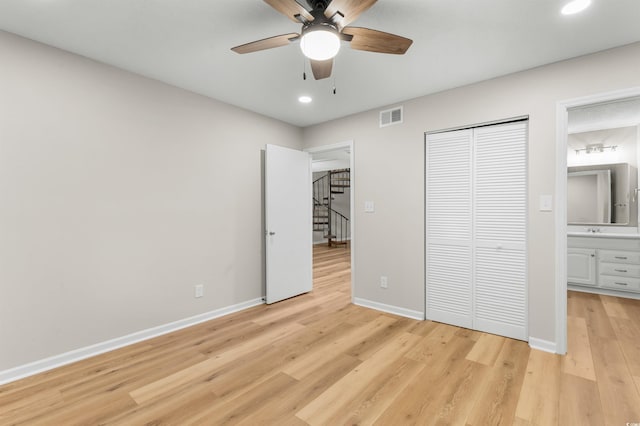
[529,337,558,354]
[568,284,640,300]
[353,297,424,320]
[0,298,264,386]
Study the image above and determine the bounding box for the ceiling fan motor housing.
[307,0,331,11]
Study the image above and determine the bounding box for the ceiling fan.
[231,0,413,80]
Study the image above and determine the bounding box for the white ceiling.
[1,0,640,127]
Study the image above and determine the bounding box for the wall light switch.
[364,201,375,213]
[195,284,204,298]
[539,195,553,212]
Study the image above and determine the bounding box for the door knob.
[269,231,276,236]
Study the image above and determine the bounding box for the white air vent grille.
[380,106,403,128]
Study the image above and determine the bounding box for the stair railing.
[313,170,350,247]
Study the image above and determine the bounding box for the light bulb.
[561,0,591,15]
[300,29,340,61]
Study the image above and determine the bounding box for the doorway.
[306,141,355,302]
[556,87,640,354]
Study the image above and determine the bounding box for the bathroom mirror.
[567,99,640,227]
[567,169,611,224]
[567,163,637,225]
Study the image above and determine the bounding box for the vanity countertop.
[568,232,640,239]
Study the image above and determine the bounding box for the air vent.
[379,106,403,128]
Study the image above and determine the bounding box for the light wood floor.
[2,245,640,425]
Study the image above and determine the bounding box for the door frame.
[555,86,640,355]
[305,140,355,302]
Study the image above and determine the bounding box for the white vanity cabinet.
[567,248,597,286]
[568,235,640,297]
[598,249,640,292]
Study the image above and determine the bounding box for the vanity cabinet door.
[568,248,597,286]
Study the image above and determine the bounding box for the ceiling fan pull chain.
[303,55,307,80]
[332,57,337,94]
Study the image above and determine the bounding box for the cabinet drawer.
[599,262,640,278]
[599,275,640,293]
[598,250,640,264]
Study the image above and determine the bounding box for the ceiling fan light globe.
[300,30,340,61]
[561,0,591,15]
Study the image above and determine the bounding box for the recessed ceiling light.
[561,0,591,15]
[298,96,312,104]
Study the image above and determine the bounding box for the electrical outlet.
[380,276,388,289]
[195,284,204,298]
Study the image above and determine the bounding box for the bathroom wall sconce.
[575,143,617,155]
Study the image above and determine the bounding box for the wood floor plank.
[104,382,219,425]
[193,320,266,356]
[465,332,506,366]
[465,338,530,426]
[24,391,138,426]
[282,315,398,380]
[0,388,63,425]
[252,291,344,326]
[515,349,562,425]
[295,332,422,424]
[567,290,585,318]
[188,373,298,425]
[236,354,362,425]
[372,335,477,425]
[404,322,460,363]
[418,359,489,425]
[344,316,413,361]
[129,321,305,404]
[558,373,605,426]
[609,316,640,376]
[589,334,640,425]
[562,315,596,381]
[583,293,617,339]
[620,296,640,324]
[601,294,631,319]
[322,356,425,425]
[405,319,440,337]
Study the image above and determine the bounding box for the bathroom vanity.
[568,232,640,298]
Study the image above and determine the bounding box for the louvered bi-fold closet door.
[473,122,527,340]
[426,121,528,341]
[425,129,473,329]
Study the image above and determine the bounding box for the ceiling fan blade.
[310,59,333,80]
[264,0,313,23]
[324,0,377,28]
[231,33,299,54]
[342,27,413,54]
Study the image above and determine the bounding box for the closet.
[425,120,528,341]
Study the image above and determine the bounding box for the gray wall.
[0,31,302,371]
[302,42,640,344]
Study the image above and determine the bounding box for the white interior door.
[265,144,312,304]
